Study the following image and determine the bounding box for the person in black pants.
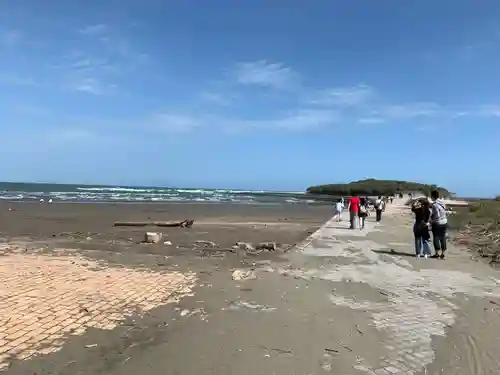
[411,198,432,258]
[430,190,448,259]
[374,196,384,222]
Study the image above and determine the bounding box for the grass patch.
[449,199,500,265]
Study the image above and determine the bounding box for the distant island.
[306,179,452,197]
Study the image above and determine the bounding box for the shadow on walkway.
[327,226,355,230]
[372,248,416,258]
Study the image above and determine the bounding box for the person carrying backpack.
[430,190,448,259]
[358,197,369,230]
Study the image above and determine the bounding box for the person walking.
[334,198,344,222]
[430,190,448,259]
[374,196,384,222]
[347,194,360,229]
[358,197,369,230]
[411,198,432,258]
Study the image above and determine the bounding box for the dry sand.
[1,200,500,374]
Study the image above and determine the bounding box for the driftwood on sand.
[114,219,194,228]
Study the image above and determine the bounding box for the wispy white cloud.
[309,84,465,124]
[477,105,500,117]
[70,77,114,95]
[247,109,339,131]
[151,113,202,133]
[0,73,40,87]
[234,60,298,89]
[1,29,20,46]
[78,24,107,37]
[57,26,150,95]
[200,91,232,106]
[311,84,374,106]
[148,108,338,134]
[377,102,444,119]
[47,128,96,142]
[358,117,386,124]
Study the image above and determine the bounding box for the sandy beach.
[0,201,332,252]
[1,199,500,375]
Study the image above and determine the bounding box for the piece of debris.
[337,341,353,352]
[232,269,257,281]
[256,242,277,251]
[226,300,276,312]
[144,232,163,244]
[195,240,218,248]
[256,344,293,354]
[234,241,278,255]
[178,220,194,228]
[236,242,255,251]
[114,219,194,228]
[325,348,340,354]
[84,344,98,348]
[164,241,172,245]
[85,236,92,241]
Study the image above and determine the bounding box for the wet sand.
[0,201,332,250]
[0,201,334,374]
[0,201,333,273]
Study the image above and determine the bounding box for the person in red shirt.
[347,194,360,229]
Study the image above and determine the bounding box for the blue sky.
[1,0,500,196]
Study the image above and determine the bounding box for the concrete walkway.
[292,198,500,374]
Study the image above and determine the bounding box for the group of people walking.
[333,194,389,230]
[334,191,448,260]
[411,190,448,259]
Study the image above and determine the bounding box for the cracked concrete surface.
[293,198,500,374]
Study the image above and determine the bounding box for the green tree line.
[306,179,452,197]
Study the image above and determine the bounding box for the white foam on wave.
[76,187,158,193]
[0,185,319,205]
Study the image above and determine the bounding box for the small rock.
[145,232,163,244]
[256,242,277,251]
[195,240,218,248]
[232,269,257,281]
[85,237,92,241]
[236,242,255,251]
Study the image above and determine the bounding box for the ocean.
[0,182,329,205]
